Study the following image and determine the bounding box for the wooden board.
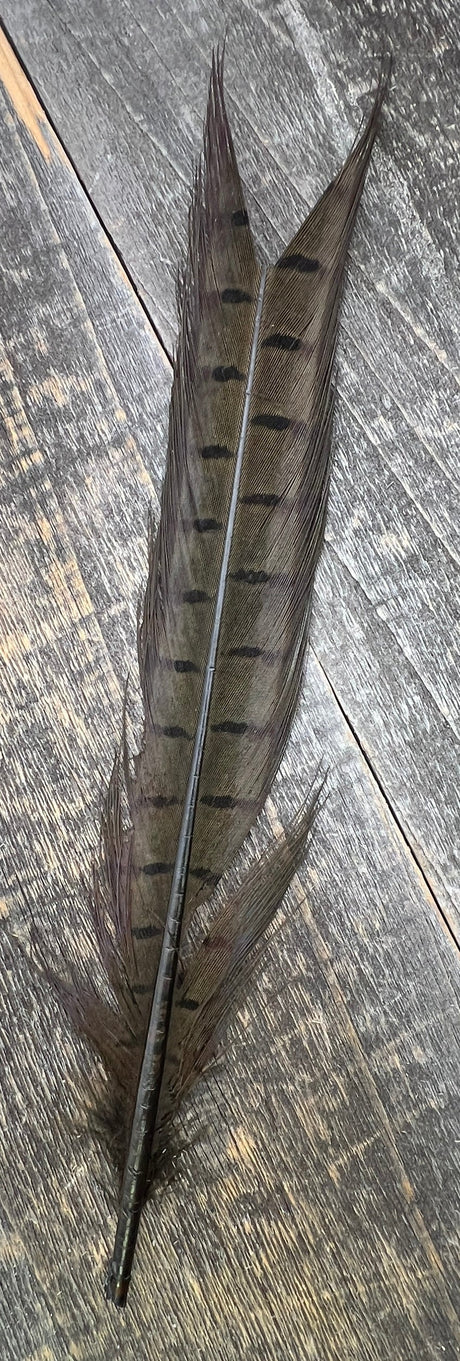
[0,14,459,1360]
[2,0,458,941]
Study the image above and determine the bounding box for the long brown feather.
[45,48,388,1304]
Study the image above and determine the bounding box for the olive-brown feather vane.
[44,48,387,1305]
[157,787,323,1142]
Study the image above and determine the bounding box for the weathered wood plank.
[0,25,459,1361]
[2,0,458,935]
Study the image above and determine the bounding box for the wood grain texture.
[2,0,458,940]
[0,12,459,1361]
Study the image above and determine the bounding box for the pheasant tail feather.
[46,47,387,1302]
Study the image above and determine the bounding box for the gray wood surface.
[0,6,459,1359]
[2,0,458,939]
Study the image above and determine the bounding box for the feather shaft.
[106,267,268,1306]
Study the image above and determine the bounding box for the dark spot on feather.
[221,288,252,303]
[200,794,238,810]
[193,518,223,532]
[228,645,281,662]
[147,794,180,808]
[251,413,291,431]
[190,866,220,888]
[142,861,174,876]
[228,644,263,658]
[230,568,270,585]
[201,445,233,460]
[212,365,245,382]
[173,659,200,674]
[211,720,248,734]
[277,254,319,272]
[159,657,200,673]
[177,995,200,1011]
[132,982,153,995]
[182,589,210,603]
[152,723,192,738]
[131,923,162,939]
[200,793,258,811]
[232,208,249,227]
[240,493,281,506]
[262,332,301,351]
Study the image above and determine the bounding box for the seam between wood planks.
[0,18,174,369]
[42,0,194,195]
[2,26,458,958]
[314,651,460,955]
[11,0,460,404]
[198,839,460,1342]
[337,386,460,568]
[5,10,458,507]
[36,4,460,511]
[266,806,460,1344]
[146,0,460,394]
[325,536,459,740]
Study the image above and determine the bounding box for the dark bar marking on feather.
[201,444,234,460]
[212,365,245,382]
[227,647,284,669]
[146,794,180,808]
[159,658,200,674]
[131,923,162,940]
[182,589,211,604]
[262,332,301,351]
[152,722,193,739]
[251,413,291,431]
[277,254,319,272]
[240,492,281,506]
[230,568,270,585]
[194,517,223,532]
[228,644,264,658]
[200,793,258,810]
[173,659,200,674]
[211,720,248,734]
[177,995,200,1011]
[189,866,220,886]
[142,861,175,876]
[221,287,252,303]
[132,983,154,996]
[231,208,249,226]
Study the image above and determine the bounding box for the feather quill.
[46,49,387,1305]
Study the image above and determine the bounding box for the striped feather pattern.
[45,47,388,1303]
